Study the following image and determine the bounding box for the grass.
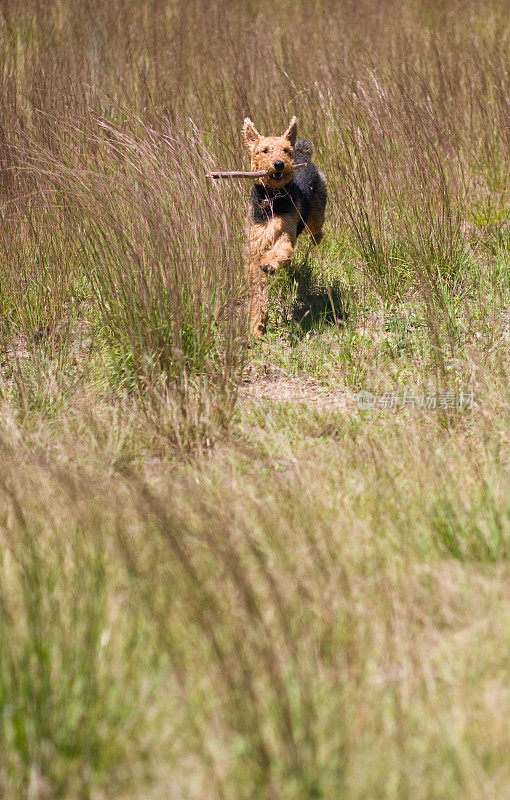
[0,0,508,798]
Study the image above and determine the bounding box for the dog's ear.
[243,118,260,151]
[283,116,298,147]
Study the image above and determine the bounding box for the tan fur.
[242,116,297,192]
[246,215,297,336]
[243,116,324,337]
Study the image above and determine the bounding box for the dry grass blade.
[206,163,307,179]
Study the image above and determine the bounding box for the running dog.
[243,116,327,337]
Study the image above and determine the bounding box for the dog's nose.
[273,160,284,170]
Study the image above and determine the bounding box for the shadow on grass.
[274,256,349,339]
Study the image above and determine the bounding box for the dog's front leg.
[260,231,295,275]
[259,215,296,275]
[246,217,296,337]
[247,261,269,338]
[248,233,294,337]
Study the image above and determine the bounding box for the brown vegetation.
[0,1,508,799]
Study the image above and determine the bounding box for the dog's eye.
[284,148,290,154]
[263,147,269,153]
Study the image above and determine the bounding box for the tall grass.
[0,0,508,798]
[1,402,508,799]
[3,114,246,446]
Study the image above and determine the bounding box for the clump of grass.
[69,121,246,449]
[6,117,247,449]
[338,75,468,301]
[0,453,160,800]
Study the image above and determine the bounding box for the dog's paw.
[260,264,277,275]
[250,322,266,338]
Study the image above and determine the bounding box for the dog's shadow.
[273,256,348,338]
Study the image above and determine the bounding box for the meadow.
[0,0,508,798]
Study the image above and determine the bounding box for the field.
[0,0,509,798]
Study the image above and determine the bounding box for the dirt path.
[240,366,350,411]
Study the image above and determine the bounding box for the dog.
[243,116,327,337]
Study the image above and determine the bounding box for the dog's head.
[242,117,297,190]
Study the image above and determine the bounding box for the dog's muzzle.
[272,159,285,180]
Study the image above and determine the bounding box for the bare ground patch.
[240,364,351,410]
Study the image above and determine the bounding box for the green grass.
[0,0,509,798]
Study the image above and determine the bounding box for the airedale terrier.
[243,116,327,337]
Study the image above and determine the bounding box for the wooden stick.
[206,163,307,179]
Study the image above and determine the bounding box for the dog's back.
[291,140,327,235]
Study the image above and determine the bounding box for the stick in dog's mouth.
[206,163,306,179]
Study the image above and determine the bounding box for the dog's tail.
[294,139,313,159]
